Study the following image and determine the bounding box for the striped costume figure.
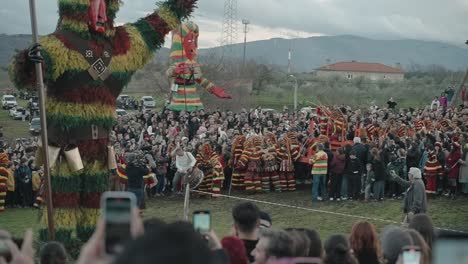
[196,143,225,197]
[424,151,443,194]
[0,153,9,212]
[167,22,231,111]
[261,133,281,192]
[278,132,301,191]
[230,135,247,190]
[237,137,263,193]
[10,0,197,243]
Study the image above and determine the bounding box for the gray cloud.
[0,0,466,47]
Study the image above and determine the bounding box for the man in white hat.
[390,167,427,223]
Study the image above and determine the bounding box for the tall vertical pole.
[242,19,249,67]
[289,75,298,111]
[29,0,55,240]
[288,48,291,74]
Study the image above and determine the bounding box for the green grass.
[0,99,30,143]
[1,190,467,239]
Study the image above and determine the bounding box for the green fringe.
[133,18,164,53]
[76,226,95,242]
[81,172,109,193]
[39,228,74,244]
[51,175,81,193]
[158,0,197,20]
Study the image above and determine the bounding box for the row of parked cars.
[2,94,41,135]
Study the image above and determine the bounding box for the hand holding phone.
[193,210,211,234]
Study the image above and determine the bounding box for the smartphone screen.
[105,197,132,255]
[193,211,211,233]
[403,249,421,264]
[433,238,468,264]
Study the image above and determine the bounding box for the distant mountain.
[1,34,467,72]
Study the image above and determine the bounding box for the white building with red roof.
[315,61,405,81]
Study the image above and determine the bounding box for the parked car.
[10,107,29,120]
[2,95,18,109]
[116,109,128,117]
[141,96,156,108]
[29,117,41,135]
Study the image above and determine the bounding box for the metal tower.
[220,0,238,58]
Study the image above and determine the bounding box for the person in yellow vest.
[6,161,16,208]
[0,153,9,212]
[309,144,328,201]
[32,168,43,203]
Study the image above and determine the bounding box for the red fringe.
[113,27,131,55]
[146,14,171,39]
[52,192,80,208]
[81,193,101,208]
[78,139,108,162]
[52,86,116,105]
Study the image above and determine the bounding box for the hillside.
[1,34,467,72]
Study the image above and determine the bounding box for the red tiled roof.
[316,61,404,74]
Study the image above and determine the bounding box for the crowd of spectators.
[0,201,454,264]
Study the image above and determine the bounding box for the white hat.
[408,167,422,179]
[353,137,361,144]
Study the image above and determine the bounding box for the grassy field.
[0,98,30,143]
[1,190,467,240]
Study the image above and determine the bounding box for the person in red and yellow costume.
[0,153,9,212]
[424,149,443,194]
[167,21,231,111]
[196,143,225,197]
[10,0,197,243]
[277,131,301,191]
[237,136,263,194]
[261,132,280,192]
[230,135,247,190]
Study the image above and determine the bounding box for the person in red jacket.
[445,142,461,199]
[329,147,346,201]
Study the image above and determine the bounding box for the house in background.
[315,61,404,81]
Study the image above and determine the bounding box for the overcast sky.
[1,0,467,48]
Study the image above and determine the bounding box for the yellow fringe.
[46,98,115,120]
[51,160,107,177]
[42,208,78,229]
[61,18,89,33]
[158,6,179,30]
[79,208,101,226]
[40,35,89,80]
[109,25,152,72]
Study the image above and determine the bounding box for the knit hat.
[0,153,9,166]
[380,226,413,264]
[408,167,422,179]
[353,137,361,144]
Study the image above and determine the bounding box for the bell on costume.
[183,167,204,190]
[35,139,61,168]
[107,145,117,170]
[64,145,84,172]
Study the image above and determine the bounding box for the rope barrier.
[189,190,468,234]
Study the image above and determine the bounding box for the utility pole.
[242,19,250,67]
[289,75,298,111]
[288,48,291,74]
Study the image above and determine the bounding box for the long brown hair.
[349,221,381,257]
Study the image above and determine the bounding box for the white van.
[2,95,18,109]
[141,96,156,108]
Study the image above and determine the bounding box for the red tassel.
[113,27,131,55]
[52,192,80,208]
[81,193,101,208]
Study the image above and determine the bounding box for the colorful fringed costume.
[261,133,281,192]
[278,132,301,191]
[167,21,231,111]
[230,135,247,189]
[237,137,263,193]
[196,143,225,196]
[0,153,9,212]
[424,152,443,194]
[10,0,197,243]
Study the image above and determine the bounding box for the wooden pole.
[28,0,55,240]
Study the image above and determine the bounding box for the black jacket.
[126,164,149,189]
[346,158,362,176]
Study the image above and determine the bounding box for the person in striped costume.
[261,132,280,192]
[278,131,301,191]
[10,0,197,243]
[309,143,328,201]
[230,135,247,190]
[167,21,231,111]
[237,136,263,194]
[0,153,9,212]
[424,149,443,194]
[196,143,224,197]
